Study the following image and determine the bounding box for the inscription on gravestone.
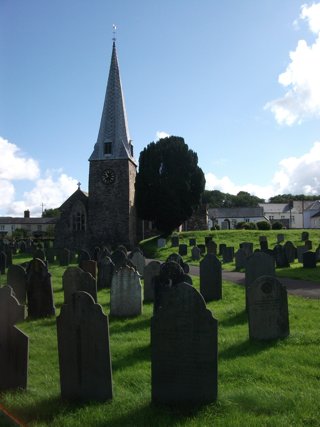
[200,254,222,301]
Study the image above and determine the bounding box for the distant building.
[208,207,267,229]
[0,210,57,238]
[303,200,320,228]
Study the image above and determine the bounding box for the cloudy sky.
[1,0,320,217]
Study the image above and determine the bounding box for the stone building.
[54,39,137,251]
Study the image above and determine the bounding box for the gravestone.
[259,236,267,243]
[315,245,320,262]
[198,244,206,255]
[26,258,55,318]
[171,236,179,247]
[93,246,101,261]
[206,240,217,255]
[260,240,269,252]
[0,286,29,391]
[0,251,7,274]
[297,246,307,263]
[97,256,114,290]
[110,266,142,317]
[200,253,222,301]
[57,291,112,402]
[80,259,97,279]
[239,242,253,257]
[151,283,217,404]
[305,240,312,251]
[129,249,145,277]
[284,241,296,263]
[219,243,226,256]
[303,251,317,268]
[222,247,234,263]
[110,248,128,271]
[178,244,188,256]
[189,238,196,247]
[245,252,275,288]
[247,276,289,340]
[19,241,26,253]
[157,238,166,248]
[273,245,290,268]
[235,248,247,270]
[33,247,46,262]
[59,248,70,266]
[5,247,12,267]
[301,231,309,241]
[46,248,55,264]
[144,260,161,302]
[191,246,201,261]
[78,249,91,268]
[166,253,189,273]
[277,234,285,244]
[7,264,27,305]
[204,236,213,245]
[63,266,97,303]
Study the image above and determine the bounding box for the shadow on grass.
[219,310,247,327]
[109,317,151,334]
[112,344,150,371]
[219,338,279,360]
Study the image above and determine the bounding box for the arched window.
[71,201,87,232]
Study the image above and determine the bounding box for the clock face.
[101,168,116,184]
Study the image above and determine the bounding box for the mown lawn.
[0,251,319,426]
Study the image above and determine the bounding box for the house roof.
[209,207,264,218]
[0,217,57,225]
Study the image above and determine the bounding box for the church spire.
[89,39,135,163]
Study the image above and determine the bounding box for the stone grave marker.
[110,248,128,271]
[315,245,320,262]
[273,244,290,268]
[191,246,201,261]
[46,248,55,264]
[33,247,46,262]
[189,238,196,247]
[239,242,253,257]
[144,260,161,302]
[110,266,142,317]
[277,234,285,244]
[301,231,309,241]
[222,247,234,263]
[284,241,296,263]
[0,286,28,391]
[7,264,27,305]
[57,291,112,402]
[219,243,226,256]
[78,249,91,268]
[59,248,70,266]
[204,236,213,245]
[198,244,206,255]
[157,238,166,248]
[63,266,97,303]
[97,256,114,290]
[260,240,269,252]
[303,251,317,268]
[5,247,12,267]
[200,253,222,301]
[129,249,146,277]
[206,240,217,255]
[305,240,312,251]
[178,244,188,256]
[235,248,247,270]
[259,235,267,243]
[0,251,7,274]
[80,259,97,279]
[151,282,218,405]
[297,246,308,263]
[171,236,179,247]
[245,252,275,288]
[247,275,289,340]
[166,253,189,273]
[26,258,55,318]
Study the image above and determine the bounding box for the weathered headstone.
[97,256,114,289]
[297,246,308,263]
[144,260,161,302]
[235,248,247,270]
[303,251,317,268]
[171,236,179,247]
[315,245,320,262]
[80,259,97,279]
[301,231,309,241]
[57,291,112,402]
[247,275,289,340]
[198,244,206,255]
[259,236,267,243]
[245,252,275,288]
[33,247,46,262]
[0,251,7,274]
[191,246,201,261]
[157,238,166,248]
[222,247,234,263]
[204,236,213,245]
[305,240,312,251]
[7,264,27,305]
[219,243,226,256]
[0,286,28,391]
[166,253,189,273]
[26,258,55,318]
[110,248,128,271]
[189,238,196,247]
[284,241,296,263]
[110,266,142,317]
[200,253,222,301]
[178,244,188,256]
[277,234,285,244]
[260,240,269,252]
[273,244,290,268]
[151,283,218,404]
[206,240,217,255]
[129,249,145,277]
[239,242,253,257]
[59,248,70,267]
[78,249,91,268]
[63,266,97,303]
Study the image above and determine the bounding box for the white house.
[0,210,57,238]
[208,207,267,229]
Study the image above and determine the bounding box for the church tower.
[87,40,137,248]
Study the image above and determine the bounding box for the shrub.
[272,221,284,230]
[256,221,271,230]
[236,221,257,230]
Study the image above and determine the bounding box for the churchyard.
[0,229,319,426]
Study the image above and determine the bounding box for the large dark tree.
[135,136,205,233]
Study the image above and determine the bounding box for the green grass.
[140,230,320,283]
[0,253,319,426]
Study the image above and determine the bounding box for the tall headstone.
[129,249,145,277]
[239,242,253,257]
[157,238,166,248]
[80,259,97,279]
[273,244,290,268]
[151,283,218,404]
[97,256,114,290]
[78,249,91,268]
[0,251,7,274]
[144,260,161,302]
[178,244,188,256]
[301,231,309,241]
[247,276,289,340]
[0,286,28,391]
[277,234,285,244]
[189,238,196,247]
[206,240,217,255]
[284,241,296,263]
[26,258,55,318]
[200,253,222,301]
[57,291,112,402]
[110,266,142,317]
[222,247,234,263]
[59,248,70,267]
[245,252,275,288]
[171,236,179,247]
[63,266,97,303]
[297,246,308,263]
[303,251,317,268]
[191,246,201,261]
[235,248,247,270]
[7,264,27,305]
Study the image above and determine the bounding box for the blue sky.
[1,0,320,216]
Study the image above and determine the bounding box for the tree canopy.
[135,136,205,234]
[42,208,60,218]
[202,190,264,208]
[269,194,320,203]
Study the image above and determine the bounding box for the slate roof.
[209,207,265,218]
[0,217,57,225]
[89,41,136,164]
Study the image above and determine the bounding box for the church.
[54,39,137,251]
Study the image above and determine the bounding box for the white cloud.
[265,3,320,125]
[156,131,170,140]
[0,136,78,217]
[206,141,320,200]
[0,136,40,180]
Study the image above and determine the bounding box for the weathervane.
[112,24,117,41]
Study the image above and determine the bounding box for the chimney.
[24,210,30,218]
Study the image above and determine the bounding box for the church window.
[104,142,112,155]
[71,202,87,232]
